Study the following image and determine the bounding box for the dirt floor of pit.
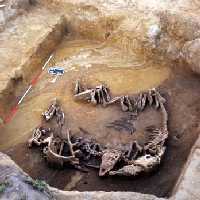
[0,36,200,198]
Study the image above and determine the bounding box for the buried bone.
[72,136,103,168]
[124,141,143,161]
[42,99,65,127]
[118,88,166,113]
[29,85,169,177]
[74,83,166,114]
[74,81,111,106]
[28,127,51,147]
[99,149,122,176]
[55,106,65,127]
[144,126,168,155]
[43,130,81,167]
[75,81,154,112]
[42,99,58,121]
[75,80,84,95]
[109,147,165,176]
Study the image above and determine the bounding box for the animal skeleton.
[29,85,169,177]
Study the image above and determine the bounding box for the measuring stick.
[4,54,53,123]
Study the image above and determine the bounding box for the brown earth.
[1,0,200,198]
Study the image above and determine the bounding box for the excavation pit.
[0,1,200,199]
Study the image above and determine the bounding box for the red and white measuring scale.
[3,54,54,124]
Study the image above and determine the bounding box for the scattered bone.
[96,85,111,106]
[102,85,111,102]
[136,93,145,111]
[154,94,160,109]
[136,92,147,111]
[105,96,121,105]
[120,96,132,111]
[90,89,97,105]
[151,88,166,109]
[65,129,80,157]
[147,89,153,106]
[74,89,92,101]
[42,99,65,127]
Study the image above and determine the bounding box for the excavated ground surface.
[0,36,200,197]
[1,0,200,198]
